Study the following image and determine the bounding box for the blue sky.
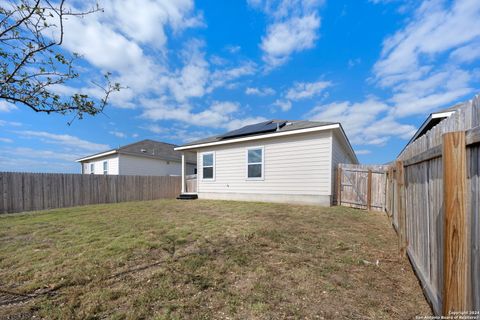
[1,0,480,172]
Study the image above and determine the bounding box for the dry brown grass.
[0,199,431,319]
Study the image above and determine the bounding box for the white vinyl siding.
[82,154,196,176]
[84,155,119,175]
[197,131,332,196]
[119,154,195,176]
[331,131,357,202]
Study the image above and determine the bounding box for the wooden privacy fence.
[387,94,480,315]
[185,174,197,193]
[337,163,388,212]
[0,172,181,214]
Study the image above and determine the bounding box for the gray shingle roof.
[78,139,196,163]
[179,120,337,147]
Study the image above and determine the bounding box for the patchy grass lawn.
[0,200,430,319]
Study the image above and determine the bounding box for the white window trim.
[201,151,215,181]
[246,146,264,181]
[103,161,108,175]
[90,163,95,174]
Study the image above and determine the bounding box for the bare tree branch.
[0,0,121,120]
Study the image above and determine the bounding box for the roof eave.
[336,123,359,164]
[174,123,341,151]
[75,150,118,162]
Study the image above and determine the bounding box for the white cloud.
[47,0,208,110]
[144,124,167,134]
[17,131,109,152]
[250,0,324,68]
[355,149,371,155]
[209,61,257,93]
[0,137,13,143]
[0,155,77,173]
[0,101,17,112]
[285,80,331,100]
[373,0,480,116]
[40,1,263,137]
[146,127,214,143]
[450,41,480,63]
[164,40,210,102]
[109,131,126,138]
[0,147,78,162]
[0,120,22,127]
[261,14,320,67]
[194,101,240,128]
[368,0,416,11]
[102,0,202,48]
[142,100,262,130]
[159,40,256,103]
[245,87,276,96]
[348,58,361,68]
[307,97,416,145]
[272,79,331,112]
[273,99,292,111]
[225,45,241,54]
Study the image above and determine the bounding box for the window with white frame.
[247,147,263,179]
[103,161,108,175]
[202,152,214,180]
[90,163,94,174]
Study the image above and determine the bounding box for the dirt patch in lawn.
[0,200,430,319]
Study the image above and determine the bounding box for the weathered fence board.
[468,144,480,311]
[185,174,197,193]
[0,172,181,214]
[386,94,480,315]
[337,164,388,212]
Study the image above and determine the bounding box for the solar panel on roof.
[220,120,287,139]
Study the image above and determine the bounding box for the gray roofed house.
[181,120,338,147]
[399,103,463,156]
[174,119,358,205]
[76,139,196,176]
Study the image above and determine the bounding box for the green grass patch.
[0,199,430,319]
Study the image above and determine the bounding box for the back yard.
[0,200,430,319]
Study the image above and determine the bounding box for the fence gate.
[337,164,389,212]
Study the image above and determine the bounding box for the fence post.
[386,167,393,217]
[367,170,372,211]
[0,173,4,214]
[181,153,186,194]
[337,166,342,206]
[395,160,407,255]
[442,131,468,314]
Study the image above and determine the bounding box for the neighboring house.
[399,104,461,156]
[407,104,461,144]
[76,139,196,176]
[174,120,358,206]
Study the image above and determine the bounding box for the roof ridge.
[117,139,178,151]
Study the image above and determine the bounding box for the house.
[407,104,461,144]
[174,120,358,205]
[399,103,461,156]
[76,139,196,176]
